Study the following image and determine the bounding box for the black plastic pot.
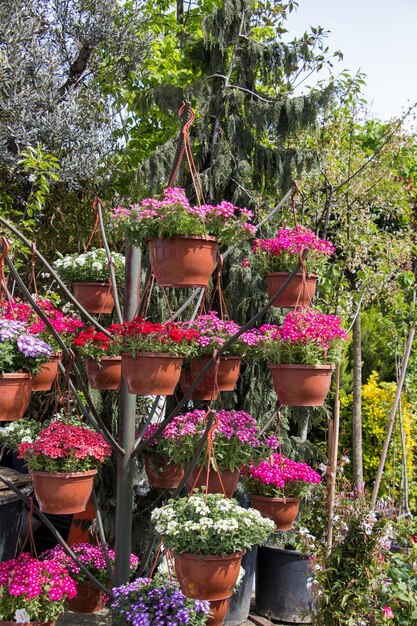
[224,546,257,626]
[255,545,315,623]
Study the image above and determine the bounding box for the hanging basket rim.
[148,234,218,243]
[268,363,335,371]
[31,469,98,479]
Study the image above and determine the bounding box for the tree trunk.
[352,312,363,487]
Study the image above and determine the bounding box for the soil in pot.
[186,467,240,498]
[85,356,121,390]
[0,373,33,421]
[32,353,62,392]
[122,352,183,395]
[31,470,97,514]
[269,363,335,406]
[148,235,218,288]
[250,494,301,530]
[143,453,184,489]
[72,282,114,314]
[265,272,317,308]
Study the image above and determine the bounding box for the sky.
[285,0,417,121]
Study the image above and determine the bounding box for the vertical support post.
[326,363,340,554]
[114,245,141,586]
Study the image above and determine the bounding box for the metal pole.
[114,245,141,585]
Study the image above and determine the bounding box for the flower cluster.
[258,308,349,365]
[181,311,262,358]
[111,577,210,626]
[143,409,259,470]
[0,318,53,374]
[0,419,44,450]
[42,543,138,584]
[111,187,257,247]
[0,553,76,623]
[152,492,275,556]
[242,453,322,498]
[53,248,125,283]
[73,324,123,359]
[119,318,199,358]
[18,422,112,473]
[252,226,335,275]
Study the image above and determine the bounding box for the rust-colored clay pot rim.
[268,363,335,371]
[250,494,302,503]
[72,281,111,286]
[121,352,183,359]
[192,356,241,362]
[51,352,63,359]
[148,234,218,243]
[31,469,98,478]
[174,550,246,561]
[265,272,318,278]
[85,355,122,362]
[0,372,32,379]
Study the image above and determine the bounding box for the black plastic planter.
[255,545,315,623]
[224,546,257,626]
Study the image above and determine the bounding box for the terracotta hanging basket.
[143,452,184,489]
[31,469,97,514]
[269,363,335,406]
[250,494,301,531]
[32,353,62,392]
[0,373,33,422]
[67,581,106,613]
[265,273,317,308]
[148,235,218,288]
[189,356,241,400]
[186,466,240,497]
[72,282,114,314]
[174,551,245,626]
[85,356,122,390]
[121,352,183,396]
[179,368,218,402]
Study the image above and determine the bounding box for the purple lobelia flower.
[17,334,53,359]
[0,318,27,341]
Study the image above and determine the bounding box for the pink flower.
[382,606,394,619]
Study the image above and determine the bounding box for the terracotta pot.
[250,494,301,530]
[31,469,97,514]
[207,599,230,626]
[269,363,335,406]
[179,368,218,402]
[189,356,241,400]
[122,352,183,395]
[265,273,317,308]
[186,467,240,497]
[0,622,55,625]
[72,282,114,314]
[143,453,184,489]
[32,353,62,391]
[67,581,105,613]
[148,235,218,288]
[0,373,33,421]
[85,356,121,390]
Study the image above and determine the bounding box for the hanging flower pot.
[190,356,241,398]
[265,273,317,308]
[122,352,183,395]
[32,352,62,392]
[67,581,106,613]
[269,363,335,406]
[31,470,97,514]
[72,282,114,315]
[174,552,244,626]
[143,453,184,489]
[85,356,121,390]
[0,373,33,422]
[148,235,218,288]
[250,495,301,531]
[186,466,240,498]
[179,368,219,401]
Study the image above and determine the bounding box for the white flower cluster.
[53,248,125,282]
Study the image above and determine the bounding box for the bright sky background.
[285,0,417,120]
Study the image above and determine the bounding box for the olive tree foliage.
[0,0,150,252]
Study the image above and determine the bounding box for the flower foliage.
[143,409,259,471]
[112,186,257,246]
[0,419,44,450]
[152,492,275,556]
[73,324,123,359]
[119,318,198,357]
[242,452,321,498]
[252,226,335,275]
[0,553,76,622]
[18,422,112,472]
[53,248,125,283]
[258,308,349,364]
[42,542,138,585]
[111,577,210,626]
[0,318,53,374]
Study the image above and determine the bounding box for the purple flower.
[17,334,53,358]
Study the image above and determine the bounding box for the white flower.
[15,609,31,623]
